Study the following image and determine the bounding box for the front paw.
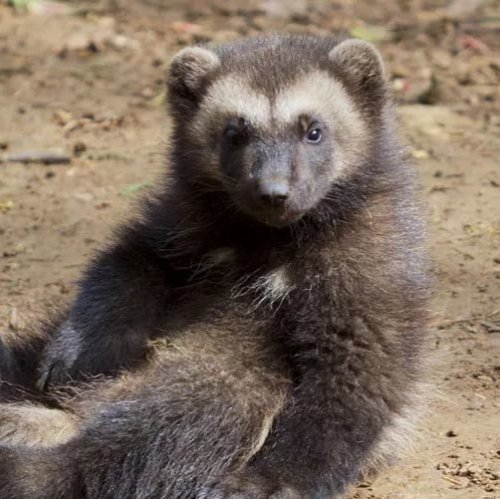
[37,321,85,389]
[199,472,301,499]
[38,353,79,389]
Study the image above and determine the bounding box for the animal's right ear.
[167,47,220,114]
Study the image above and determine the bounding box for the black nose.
[258,181,289,206]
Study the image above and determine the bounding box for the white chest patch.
[233,266,295,311]
[257,267,293,301]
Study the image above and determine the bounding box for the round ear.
[167,46,221,115]
[328,40,387,114]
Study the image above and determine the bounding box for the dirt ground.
[0,0,499,497]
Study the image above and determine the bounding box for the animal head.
[167,35,388,228]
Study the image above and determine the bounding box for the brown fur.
[0,35,432,499]
[0,404,79,447]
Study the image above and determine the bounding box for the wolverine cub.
[0,35,431,498]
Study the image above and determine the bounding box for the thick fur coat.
[0,35,431,499]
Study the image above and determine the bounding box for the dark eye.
[225,127,242,149]
[306,127,322,144]
[224,119,249,150]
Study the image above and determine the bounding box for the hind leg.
[0,353,287,499]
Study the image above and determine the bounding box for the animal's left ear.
[328,40,387,113]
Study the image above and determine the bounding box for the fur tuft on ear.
[167,47,220,114]
[328,39,387,113]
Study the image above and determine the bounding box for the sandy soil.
[0,1,499,497]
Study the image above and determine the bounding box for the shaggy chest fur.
[0,34,431,499]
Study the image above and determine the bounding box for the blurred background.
[0,1,499,497]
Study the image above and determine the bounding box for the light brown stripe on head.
[274,70,369,177]
[192,75,271,143]
[191,69,371,180]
